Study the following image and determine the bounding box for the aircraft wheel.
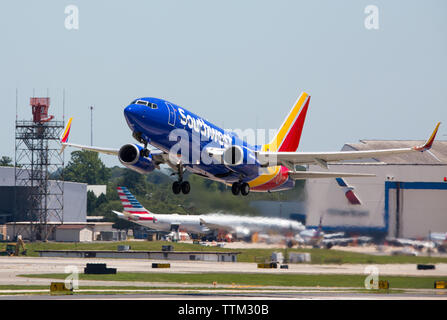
[181,181,191,194]
[172,181,181,194]
[240,183,250,196]
[141,148,150,157]
[231,182,241,195]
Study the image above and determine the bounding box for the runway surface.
[1,256,446,299]
[1,290,447,300]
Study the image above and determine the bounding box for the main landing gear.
[231,181,250,196]
[172,180,191,195]
[171,164,190,195]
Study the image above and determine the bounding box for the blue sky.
[1,0,446,167]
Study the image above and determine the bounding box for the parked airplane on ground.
[294,217,372,249]
[113,186,305,241]
[61,91,440,196]
[385,237,435,251]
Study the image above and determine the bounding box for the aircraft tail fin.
[117,187,151,215]
[335,178,362,205]
[262,92,310,152]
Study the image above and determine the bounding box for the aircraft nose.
[124,104,143,122]
[124,104,147,130]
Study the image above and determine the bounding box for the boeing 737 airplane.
[113,187,305,240]
[61,91,440,196]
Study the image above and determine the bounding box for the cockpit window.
[130,100,157,109]
[135,100,149,106]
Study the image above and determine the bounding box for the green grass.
[7,240,447,265]
[19,272,446,289]
[0,285,49,290]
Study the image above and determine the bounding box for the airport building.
[305,140,447,239]
[4,221,116,242]
[0,166,95,241]
[0,166,87,224]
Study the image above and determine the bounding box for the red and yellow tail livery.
[262,92,310,152]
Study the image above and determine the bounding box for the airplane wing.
[60,117,168,164]
[60,118,120,155]
[199,218,234,233]
[200,218,252,237]
[61,140,168,165]
[258,122,441,169]
[288,171,375,180]
[61,142,119,156]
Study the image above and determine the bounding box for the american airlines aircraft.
[61,91,440,196]
[113,186,305,240]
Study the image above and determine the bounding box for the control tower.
[14,97,64,241]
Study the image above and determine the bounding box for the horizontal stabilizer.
[288,171,375,180]
[112,210,138,221]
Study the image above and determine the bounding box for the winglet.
[59,117,73,154]
[413,122,441,152]
[61,117,73,143]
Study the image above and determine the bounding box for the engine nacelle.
[118,144,156,174]
[223,145,258,166]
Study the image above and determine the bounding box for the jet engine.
[118,144,156,174]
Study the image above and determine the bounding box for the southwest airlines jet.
[61,92,440,196]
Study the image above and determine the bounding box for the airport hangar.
[304,140,447,239]
[0,166,117,241]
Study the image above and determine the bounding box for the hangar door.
[385,182,447,238]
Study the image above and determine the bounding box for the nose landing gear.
[133,132,150,158]
[141,148,150,158]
